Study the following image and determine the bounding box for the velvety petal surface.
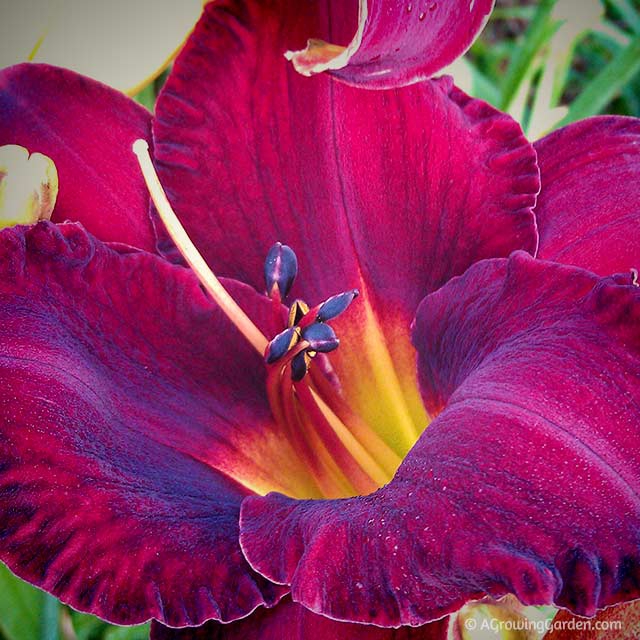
[241,252,640,627]
[286,0,494,88]
[150,598,448,640]
[0,64,155,250]
[153,0,538,452]
[535,116,640,276]
[0,222,307,626]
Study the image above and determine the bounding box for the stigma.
[263,242,358,381]
[132,139,401,499]
[133,139,269,353]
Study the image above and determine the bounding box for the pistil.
[133,141,408,499]
[133,139,268,354]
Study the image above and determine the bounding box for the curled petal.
[150,597,448,639]
[286,0,495,88]
[0,64,155,249]
[241,253,640,626]
[0,222,302,626]
[535,116,640,276]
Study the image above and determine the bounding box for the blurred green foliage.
[3,1,640,638]
[0,564,149,639]
[466,0,640,136]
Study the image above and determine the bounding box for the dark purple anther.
[316,289,359,322]
[290,351,310,382]
[264,242,298,299]
[264,327,299,364]
[301,323,339,353]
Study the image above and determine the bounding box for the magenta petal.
[287,0,495,88]
[535,116,640,276]
[153,0,537,453]
[0,222,293,626]
[0,64,155,250]
[241,253,640,626]
[150,597,448,639]
[153,0,538,321]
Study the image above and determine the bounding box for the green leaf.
[499,0,560,111]
[0,563,59,640]
[609,0,640,34]
[69,611,108,640]
[103,624,150,640]
[468,64,502,106]
[557,35,640,125]
[40,596,61,640]
[133,83,156,113]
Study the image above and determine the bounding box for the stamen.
[266,365,352,498]
[133,140,268,354]
[300,323,339,353]
[288,299,309,327]
[317,289,359,322]
[265,327,300,364]
[295,382,387,492]
[264,242,298,300]
[309,368,403,477]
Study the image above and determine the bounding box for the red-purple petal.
[534,116,640,276]
[154,0,537,305]
[0,222,298,626]
[240,253,640,626]
[287,0,495,88]
[150,597,448,639]
[0,64,155,250]
[152,0,538,450]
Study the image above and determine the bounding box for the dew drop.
[418,11,426,20]
[406,2,413,12]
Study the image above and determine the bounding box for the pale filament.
[133,139,268,354]
[134,139,402,498]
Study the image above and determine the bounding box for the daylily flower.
[1,1,640,639]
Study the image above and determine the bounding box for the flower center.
[262,242,401,497]
[134,139,409,499]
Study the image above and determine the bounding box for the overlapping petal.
[285,0,494,88]
[0,222,306,626]
[240,253,640,627]
[153,0,538,451]
[0,64,155,250]
[534,116,640,276]
[150,597,448,639]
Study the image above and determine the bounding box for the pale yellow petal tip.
[285,39,348,77]
[0,144,58,230]
[453,595,555,640]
